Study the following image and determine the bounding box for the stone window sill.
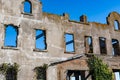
[33,48,48,52]
[21,12,33,16]
[1,46,19,50]
[114,29,120,32]
[64,51,75,54]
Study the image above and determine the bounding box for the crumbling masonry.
[0,0,120,80]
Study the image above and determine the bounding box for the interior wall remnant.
[99,37,107,55]
[85,36,93,53]
[64,33,75,53]
[112,39,120,56]
[35,29,47,50]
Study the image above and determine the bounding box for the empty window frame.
[99,37,107,54]
[35,29,47,50]
[114,20,120,30]
[112,39,120,56]
[23,0,32,13]
[67,70,85,80]
[85,36,93,53]
[64,33,75,53]
[4,25,18,47]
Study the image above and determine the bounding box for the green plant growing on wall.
[0,63,19,80]
[87,55,114,80]
[34,64,48,80]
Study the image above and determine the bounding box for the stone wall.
[0,0,120,80]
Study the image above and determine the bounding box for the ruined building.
[0,0,120,80]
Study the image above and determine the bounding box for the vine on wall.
[34,64,48,80]
[0,63,19,80]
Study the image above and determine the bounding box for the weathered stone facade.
[0,0,120,80]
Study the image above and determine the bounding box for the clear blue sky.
[41,0,120,23]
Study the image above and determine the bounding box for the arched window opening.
[112,39,120,56]
[4,25,18,47]
[23,0,32,13]
[114,20,119,30]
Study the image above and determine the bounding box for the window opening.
[114,20,119,30]
[85,36,93,53]
[4,25,18,47]
[23,0,32,13]
[112,39,120,56]
[67,70,85,80]
[114,72,120,80]
[99,37,107,54]
[113,70,120,80]
[6,67,17,80]
[35,29,47,50]
[65,33,75,52]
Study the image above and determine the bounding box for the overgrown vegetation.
[34,64,48,80]
[0,63,19,80]
[87,55,114,80]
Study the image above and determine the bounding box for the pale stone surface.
[0,0,119,80]
[0,74,5,80]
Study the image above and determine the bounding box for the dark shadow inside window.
[99,37,107,55]
[67,70,85,80]
[112,39,120,56]
[6,67,17,80]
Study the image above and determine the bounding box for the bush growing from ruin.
[34,64,48,80]
[87,55,114,80]
[0,63,19,80]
